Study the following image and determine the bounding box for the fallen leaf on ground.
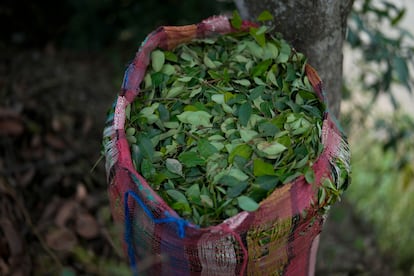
[46,227,77,252]
[75,212,100,239]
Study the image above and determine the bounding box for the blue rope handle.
[124,189,194,275]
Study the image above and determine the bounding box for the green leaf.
[256,141,287,158]
[125,104,131,120]
[240,128,258,142]
[171,202,191,214]
[228,144,253,163]
[178,151,205,167]
[207,69,221,80]
[227,181,248,198]
[258,121,279,137]
[126,127,136,136]
[178,76,193,83]
[238,102,252,127]
[282,171,303,184]
[231,10,242,29]
[164,180,175,190]
[186,184,201,202]
[318,187,326,205]
[285,63,296,81]
[233,79,251,87]
[131,144,143,169]
[253,76,266,86]
[151,72,168,87]
[225,207,239,218]
[140,159,154,179]
[198,139,218,158]
[176,111,212,127]
[253,158,276,176]
[264,42,279,60]
[164,121,179,129]
[323,178,337,191]
[234,54,249,63]
[250,27,266,47]
[260,101,274,117]
[249,85,265,99]
[203,55,216,69]
[157,104,170,121]
[190,86,203,98]
[294,155,309,169]
[208,134,225,141]
[255,175,279,191]
[200,194,214,208]
[166,158,183,176]
[144,73,152,89]
[218,175,240,187]
[232,155,248,169]
[277,41,291,63]
[151,50,165,72]
[266,70,278,86]
[257,10,274,22]
[180,51,195,63]
[246,40,264,58]
[164,51,178,62]
[166,86,185,98]
[228,167,249,181]
[305,167,315,184]
[211,94,225,104]
[166,189,189,204]
[140,103,159,117]
[252,59,272,77]
[137,134,154,160]
[161,64,176,75]
[237,196,259,212]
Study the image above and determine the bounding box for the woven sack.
[103,15,350,276]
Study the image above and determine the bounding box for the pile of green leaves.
[125,23,325,227]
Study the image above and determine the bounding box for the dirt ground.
[0,49,395,275]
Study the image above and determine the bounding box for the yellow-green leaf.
[257,10,274,22]
[151,50,165,72]
[228,144,252,163]
[253,158,276,176]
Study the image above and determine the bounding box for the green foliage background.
[349,113,414,271]
[344,0,414,272]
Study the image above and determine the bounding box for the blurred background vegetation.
[343,0,414,272]
[1,0,413,274]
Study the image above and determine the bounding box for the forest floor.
[0,49,395,275]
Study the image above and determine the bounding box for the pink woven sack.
[103,15,350,275]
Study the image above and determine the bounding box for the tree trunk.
[234,0,354,117]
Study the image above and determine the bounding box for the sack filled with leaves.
[103,13,350,276]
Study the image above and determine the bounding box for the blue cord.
[124,189,193,275]
[121,63,135,91]
[124,191,138,276]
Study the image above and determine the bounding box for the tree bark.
[234,0,354,117]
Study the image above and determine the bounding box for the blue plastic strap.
[124,189,192,275]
